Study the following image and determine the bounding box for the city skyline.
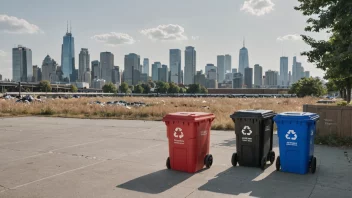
[0,1,326,80]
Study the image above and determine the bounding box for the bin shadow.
[216,138,237,147]
[117,169,193,194]
[198,166,317,198]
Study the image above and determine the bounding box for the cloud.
[191,36,200,40]
[0,50,6,57]
[277,34,301,41]
[91,32,135,46]
[241,0,275,16]
[0,14,43,34]
[141,24,188,41]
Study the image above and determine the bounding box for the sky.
[0,0,328,80]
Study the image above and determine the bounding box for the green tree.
[102,82,117,93]
[200,86,208,94]
[168,83,180,93]
[295,0,352,102]
[156,81,170,93]
[187,84,201,94]
[70,84,78,92]
[39,80,52,92]
[134,84,144,93]
[289,77,327,97]
[141,83,151,94]
[179,87,187,94]
[119,82,129,93]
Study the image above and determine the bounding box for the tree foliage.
[102,82,117,93]
[134,84,144,93]
[70,84,78,92]
[119,82,129,93]
[187,84,208,94]
[156,81,170,93]
[168,82,180,93]
[141,83,151,94]
[39,80,52,92]
[289,77,327,97]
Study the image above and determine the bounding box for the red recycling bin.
[163,112,215,173]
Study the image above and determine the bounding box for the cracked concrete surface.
[0,117,351,198]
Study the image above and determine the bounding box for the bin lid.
[274,112,319,121]
[230,109,275,119]
[163,112,215,122]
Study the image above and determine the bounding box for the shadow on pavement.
[198,166,317,198]
[117,169,192,194]
[216,138,237,147]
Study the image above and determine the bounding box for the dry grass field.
[0,97,318,130]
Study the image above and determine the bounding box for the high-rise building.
[296,62,304,81]
[140,73,148,83]
[225,72,233,82]
[0,74,2,81]
[61,24,75,82]
[184,46,196,85]
[158,65,168,82]
[180,70,184,84]
[280,56,289,86]
[217,55,225,83]
[83,69,91,85]
[239,40,249,75]
[195,71,206,87]
[205,64,216,77]
[305,71,310,78]
[143,58,149,76]
[112,66,120,85]
[288,71,292,84]
[12,45,32,82]
[91,60,100,79]
[79,48,90,82]
[124,53,140,85]
[207,68,217,81]
[100,52,114,83]
[225,54,232,73]
[232,68,238,73]
[33,65,39,82]
[292,56,297,84]
[233,73,243,88]
[41,55,58,82]
[244,67,253,88]
[254,64,262,88]
[152,62,161,81]
[170,49,181,84]
[265,70,278,87]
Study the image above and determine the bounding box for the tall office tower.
[169,49,181,84]
[296,62,304,81]
[152,62,161,81]
[239,39,249,75]
[83,69,91,85]
[232,68,238,73]
[112,66,120,85]
[207,69,217,80]
[195,71,206,87]
[0,74,2,81]
[244,67,253,88]
[91,60,100,79]
[305,71,310,78]
[280,56,289,86]
[233,73,243,88]
[12,45,32,82]
[158,65,168,82]
[254,64,263,88]
[32,65,39,82]
[124,53,140,85]
[41,55,58,82]
[205,63,216,77]
[61,23,75,81]
[78,48,90,82]
[100,52,114,83]
[292,56,297,84]
[217,55,225,83]
[265,70,278,86]
[184,46,196,85]
[143,58,149,76]
[225,54,232,73]
[288,71,292,85]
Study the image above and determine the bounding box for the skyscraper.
[91,60,100,79]
[170,49,181,84]
[233,73,243,88]
[79,48,90,82]
[112,66,120,85]
[232,68,238,73]
[305,71,310,78]
[152,62,161,82]
[184,46,196,85]
[100,52,114,83]
[124,53,140,85]
[217,55,225,83]
[254,64,262,88]
[12,45,32,82]
[225,54,232,73]
[292,56,297,84]
[143,58,149,76]
[265,70,278,87]
[244,67,253,88]
[280,56,289,86]
[61,24,75,82]
[158,65,168,82]
[205,64,216,78]
[239,40,249,75]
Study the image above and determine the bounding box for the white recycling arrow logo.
[285,130,297,140]
[174,127,184,139]
[241,126,253,136]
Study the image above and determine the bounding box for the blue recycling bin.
[274,112,319,174]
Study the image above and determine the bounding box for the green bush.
[337,101,348,106]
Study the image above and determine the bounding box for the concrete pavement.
[0,117,351,198]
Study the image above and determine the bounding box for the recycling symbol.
[285,130,297,140]
[174,127,184,139]
[242,126,252,136]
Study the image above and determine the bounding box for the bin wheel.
[260,156,267,170]
[166,157,171,169]
[269,151,275,165]
[311,157,317,174]
[276,156,280,171]
[205,154,213,168]
[231,153,238,167]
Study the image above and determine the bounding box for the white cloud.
[91,32,135,46]
[0,50,6,57]
[0,14,43,34]
[141,24,188,41]
[191,36,200,40]
[241,0,275,16]
[277,34,301,41]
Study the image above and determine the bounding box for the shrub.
[337,101,348,106]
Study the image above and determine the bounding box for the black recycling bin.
[230,110,276,170]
